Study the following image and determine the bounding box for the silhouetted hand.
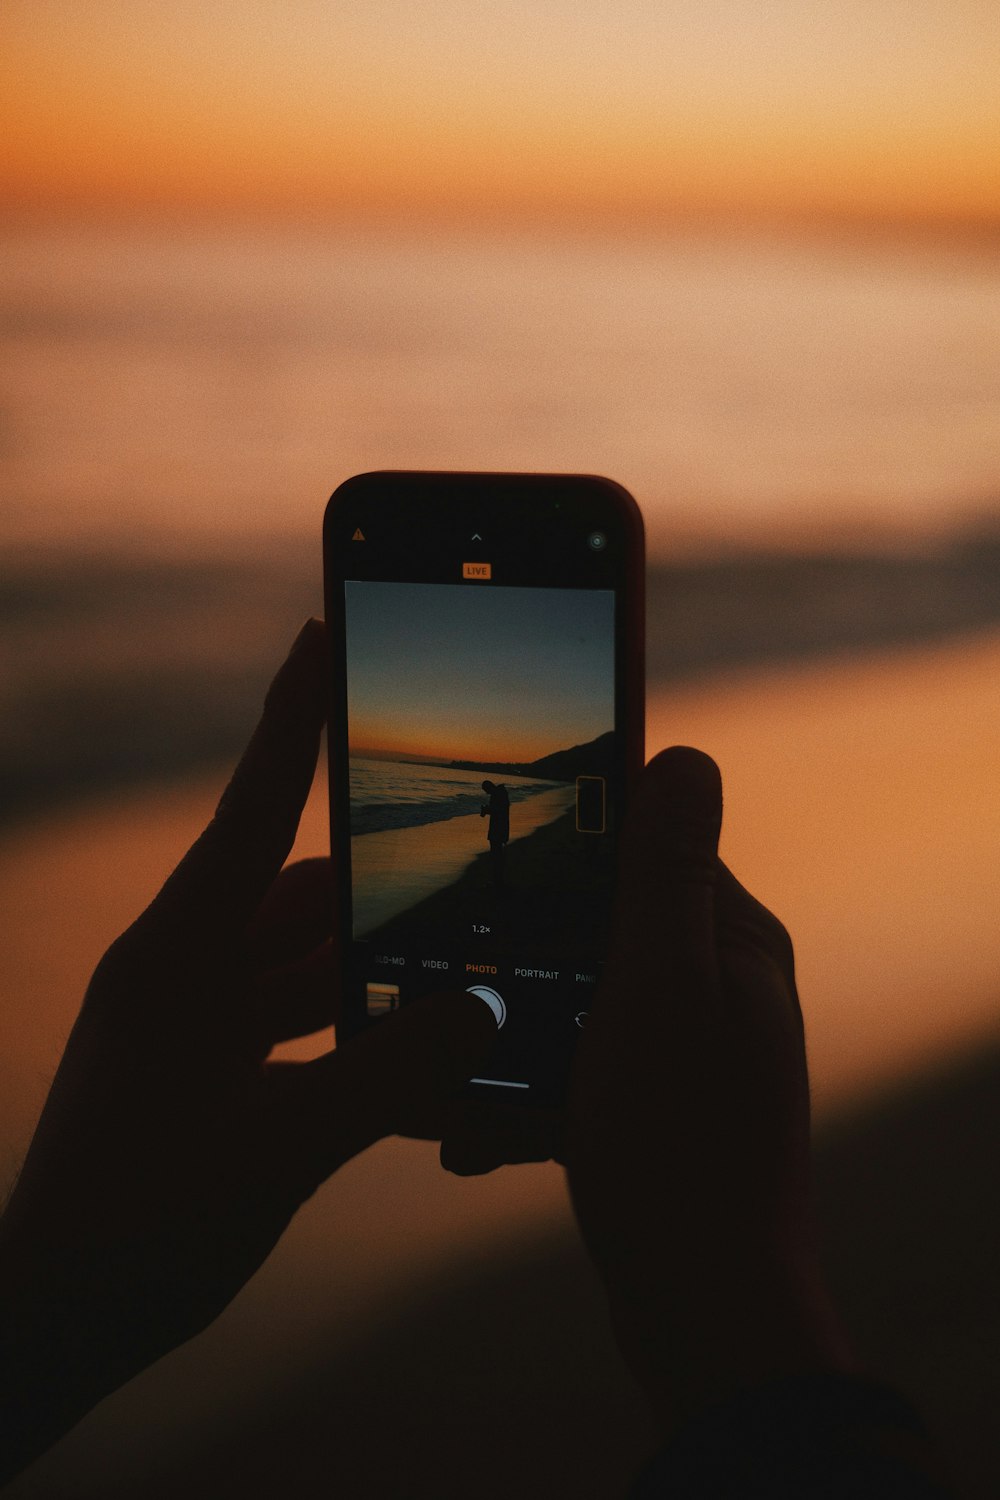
[566,747,852,1433]
[0,620,496,1482]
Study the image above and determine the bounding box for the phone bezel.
[323,470,645,1104]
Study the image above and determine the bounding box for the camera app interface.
[344,577,617,1098]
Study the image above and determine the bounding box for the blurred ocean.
[1,222,998,825]
[3,222,998,555]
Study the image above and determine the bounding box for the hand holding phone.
[566,747,854,1434]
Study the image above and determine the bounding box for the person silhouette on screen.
[480,779,510,888]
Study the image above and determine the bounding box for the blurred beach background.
[2,2,999,1495]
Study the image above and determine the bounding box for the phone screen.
[324,472,644,1106]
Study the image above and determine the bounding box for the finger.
[257,942,336,1044]
[272,989,500,1181]
[599,745,723,1025]
[567,748,724,1273]
[247,858,335,971]
[140,620,327,955]
[440,1101,565,1176]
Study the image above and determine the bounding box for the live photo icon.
[462,561,491,579]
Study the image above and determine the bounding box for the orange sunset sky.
[343,581,615,766]
[4,0,999,234]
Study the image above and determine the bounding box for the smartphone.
[324,471,644,1108]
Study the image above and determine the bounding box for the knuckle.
[762,908,795,967]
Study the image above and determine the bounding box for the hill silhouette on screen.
[448,730,614,783]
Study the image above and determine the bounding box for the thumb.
[280,989,500,1180]
[567,746,724,1261]
[597,745,724,1032]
